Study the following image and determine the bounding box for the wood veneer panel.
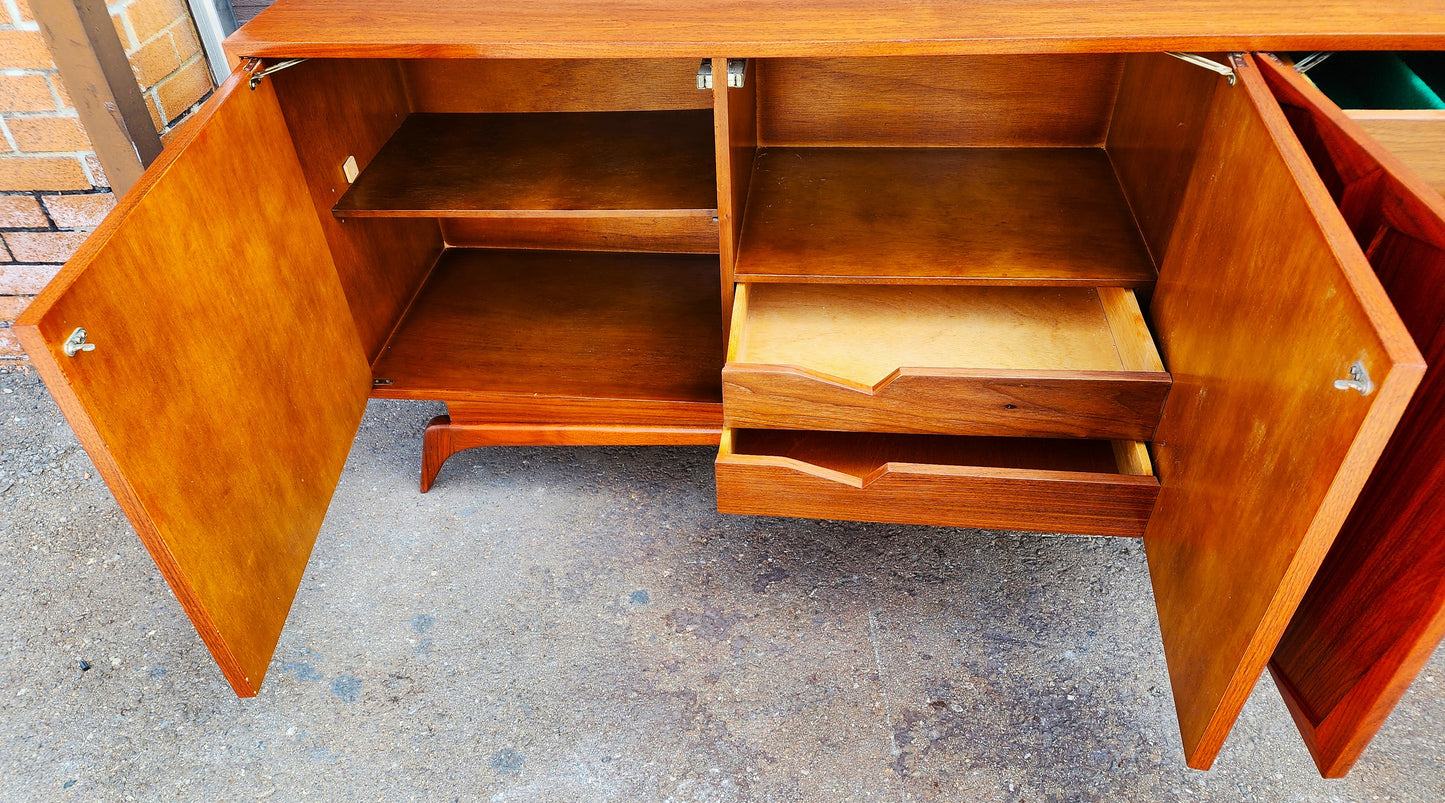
[1257,54,1445,778]
[1348,112,1445,199]
[1143,55,1423,771]
[758,55,1122,147]
[440,217,718,253]
[716,429,1159,537]
[13,64,371,696]
[225,0,1445,60]
[1107,53,1221,264]
[270,58,444,362]
[402,58,711,112]
[715,56,757,327]
[333,111,717,218]
[370,249,725,419]
[722,283,1169,439]
[734,147,1155,286]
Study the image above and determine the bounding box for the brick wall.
[0,0,216,360]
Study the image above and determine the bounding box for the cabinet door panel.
[1144,54,1424,769]
[13,64,371,696]
[1256,54,1445,778]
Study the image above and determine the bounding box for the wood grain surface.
[333,111,717,218]
[715,57,757,327]
[716,429,1159,537]
[722,283,1169,439]
[13,64,372,696]
[734,147,1156,285]
[757,55,1122,147]
[1258,54,1445,778]
[1347,111,1445,198]
[1142,55,1424,770]
[402,58,712,113]
[422,418,721,492]
[369,249,725,416]
[440,217,718,253]
[1107,53,1222,264]
[224,0,1445,60]
[270,58,444,362]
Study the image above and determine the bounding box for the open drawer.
[716,428,1158,537]
[722,282,1170,439]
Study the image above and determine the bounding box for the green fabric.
[1305,52,1445,110]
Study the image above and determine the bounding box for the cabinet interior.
[264,53,1212,445]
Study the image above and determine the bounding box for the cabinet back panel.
[757,55,1123,147]
[403,59,712,112]
[271,59,444,362]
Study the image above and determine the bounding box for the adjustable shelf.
[733,147,1157,286]
[334,110,719,219]
[369,248,724,424]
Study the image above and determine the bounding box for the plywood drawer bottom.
[716,429,1159,537]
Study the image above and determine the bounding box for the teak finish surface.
[757,55,1122,147]
[224,0,1445,59]
[440,217,719,254]
[1258,54,1445,778]
[734,147,1156,286]
[369,249,725,412]
[13,65,372,696]
[401,58,713,113]
[722,283,1169,439]
[270,58,444,362]
[716,429,1159,538]
[1142,56,1423,770]
[334,111,717,218]
[1348,112,1445,199]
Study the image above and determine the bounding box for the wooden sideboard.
[14,0,1445,777]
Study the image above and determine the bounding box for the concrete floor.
[0,366,1441,801]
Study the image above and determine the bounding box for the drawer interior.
[731,283,1163,383]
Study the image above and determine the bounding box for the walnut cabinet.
[14,0,1445,777]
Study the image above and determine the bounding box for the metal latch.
[697,59,747,90]
[1334,361,1375,396]
[62,327,95,357]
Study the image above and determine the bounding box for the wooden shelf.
[334,111,718,218]
[370,249,724,421]
[734,147,1156,286]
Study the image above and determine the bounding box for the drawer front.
[716,429,1159,538]
[723,283,1170,439]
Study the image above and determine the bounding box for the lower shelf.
[716,428,1159,537]
[370,248,725,427]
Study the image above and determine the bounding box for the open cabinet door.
[13,63,372,696]
[1143,54,1424,769]
[1255,54,1445,778]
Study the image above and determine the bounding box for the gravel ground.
[0,366,1440,801]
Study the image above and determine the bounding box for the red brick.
[11,0,35,24]
[84,154,108,188]
[0,74,56,113]
[0,327,24,359]
[0,195,47,228]
[128,30,183,87]
[0,296,32,321]
[156,58,211,122]
[0,31,53,71]
[112,11,135,50]
[8,116,92,153]
[0,263,61,294]
[50,73,73,109]
[3,230,88,262]
[143,92,163,131]
[0,240,9,262]
[42,192,114,228]
[0,157,90,191]
[171,21,202,61]
[124,0,188,45]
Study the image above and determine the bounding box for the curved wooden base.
[420,415,722,492]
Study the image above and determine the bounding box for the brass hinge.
[248,58,308,89]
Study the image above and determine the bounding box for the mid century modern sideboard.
[15,0,1445,777]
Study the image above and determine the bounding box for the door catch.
[1334,361,1374,396]
[62,327,95,357]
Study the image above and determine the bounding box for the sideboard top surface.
[224,0,1445,60]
